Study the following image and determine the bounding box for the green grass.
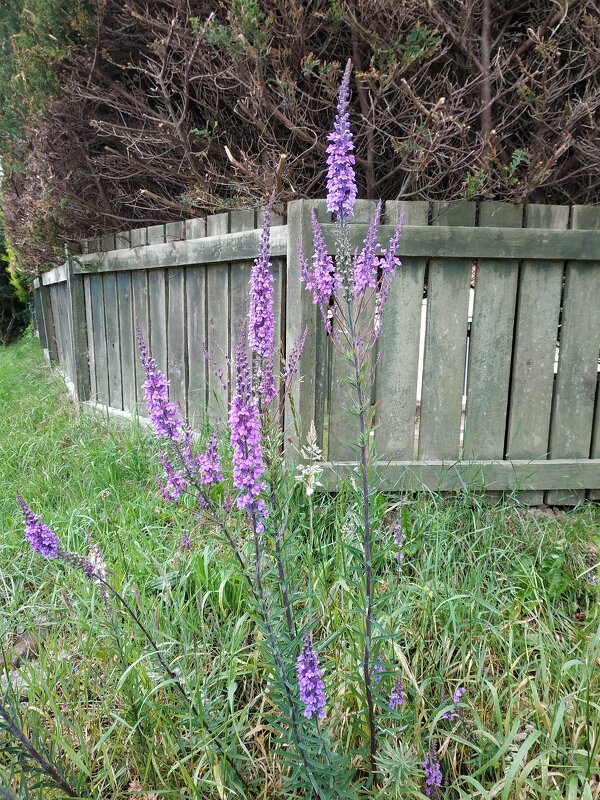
[1,334,599,799]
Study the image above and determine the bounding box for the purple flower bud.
[16,493,60,559]
[180,532,191,552]
[423,752,443,797]
[326,60,357,218]
[296,632,326,719]
[441,686,466,721]
[389,674,406,709]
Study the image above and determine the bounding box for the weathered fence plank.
[186,265,207,427]
[66,258,91,402]
[506,205,569,504]
[167,267,187,414]
[375,200,428,461]
[117,272,136,413]
[88,274,110,405]
[419,202,475,460]
[103,273,123,410]
[463,203,523,460]
[132,270,149,406]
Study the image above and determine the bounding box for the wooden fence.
[32,200,600,505]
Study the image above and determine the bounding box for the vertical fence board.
[168,267,187,414]
[148,270,168,375]
[147,224,166,246]
[185,218,206,240]
[206,213,230,418]
[66,259,91,402]
[40,284,58,362]
[506,205,569,504]
[89,274,110,405]
[229,210,255,375]
[130,228,147,248]
[375,201,428,461]
[132,271,150,406]
[83,276,97,399]
[166,221,185,243]
[103,273,123,410]
[463,203,523,465]
[117,272,136,412]
[328,200,378,463]
[33,288,47,351]
[186,266,207,427]
[419,202,475,460]
[49,287,64,368]
[285,200,323,452]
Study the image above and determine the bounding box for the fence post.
[39,278,58,364]
[66,255,91,403]
[285,199,322,457]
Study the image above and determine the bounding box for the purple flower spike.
[353,201,382,297]
[423,752,443,797]
[296,632,326,719]
[442,685,466,721]
[136,326,185,442]
[389,674,406,709]
[196,426,223,485]
[16,493,60,559]
[283,326,307,386]
[229,326,267,529]
[326,59,357,218]
[249,197,275,361]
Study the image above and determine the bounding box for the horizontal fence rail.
[32,201,600,505]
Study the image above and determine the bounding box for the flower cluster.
[423,752,443,797]
[195,426,223,485]
[295,421,323,498]
[372,655,385,686]
[283,326,307,386]
[441,686,466,721]
[298,213,341,332]
[296,632,326,720]
[16,493,60,559]
[136,327,185,441]
[389,674,406,709]
[157,450,187,502]
[353,201,382,297]
[229,330,267,529]
[326,59,357,219]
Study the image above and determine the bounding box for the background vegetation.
[1,332,599,798]
[1,0,599,273]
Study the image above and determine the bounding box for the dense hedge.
[1,0,599,273]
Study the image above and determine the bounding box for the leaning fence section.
[33,201,600,504]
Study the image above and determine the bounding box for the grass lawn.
[1,334,599,799]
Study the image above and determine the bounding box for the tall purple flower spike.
[249,197,277,403]
[326,59,357,219]
[16,493,60,559]
[136,325,185,441]
[296,631,327,719]
[229,326,267,530]
[423,751,443,797]
[389,674,406,709]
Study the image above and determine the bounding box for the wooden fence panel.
[375,200,428,460]
[419,202,475,460]
[506,205,569,504]
[117,272,136,413]
[463,203,523,462]
[83,276,97,399]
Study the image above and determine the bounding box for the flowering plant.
[11,60,471,799]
